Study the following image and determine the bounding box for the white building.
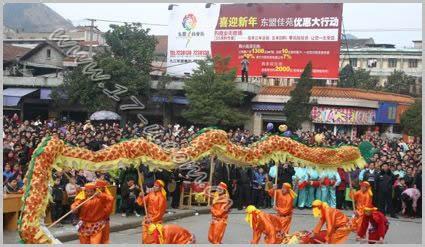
[339,40,422,92]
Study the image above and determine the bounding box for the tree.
[339,64,380,90]
[52,23,156,114]
[51,64,109,113]
[182,56,248,126]
[313,79,327,86]
[400,99,422,137]
[155,73,173,125]
[104,23,157,74]
[385,70,416,95]
[283,62,314,130]
[339,64,355,88]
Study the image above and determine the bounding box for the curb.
[56,208,210,242]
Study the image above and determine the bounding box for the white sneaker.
[135,213,141,217]
[121,213,126,217]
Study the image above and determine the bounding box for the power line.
[84,18,167,26]
[342,20,355,87]
[81,18,420,32]
[345,28,421,32]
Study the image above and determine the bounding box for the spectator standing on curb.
[51,177,64,227]
[376,164,397,218]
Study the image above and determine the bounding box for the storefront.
[374,102,397,133]
[310,105,376,138]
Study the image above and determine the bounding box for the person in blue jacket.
[319,170,341,208]
[306,167,321,208]
[292,166,309,209]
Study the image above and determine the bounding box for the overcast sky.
[46,3,422,48]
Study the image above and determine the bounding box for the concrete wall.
[3,76,62,87]
[24,46,65,68]
[339,51,422,87]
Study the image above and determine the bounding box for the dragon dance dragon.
[18,129,369,244]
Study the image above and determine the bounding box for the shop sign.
[311,106,376,125]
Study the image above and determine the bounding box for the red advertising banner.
[210,3,343,79]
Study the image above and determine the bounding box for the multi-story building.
[3,30,419,137]
[3,25,106,46]
[339,40,422,94]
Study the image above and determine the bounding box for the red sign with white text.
[210,3,343,79]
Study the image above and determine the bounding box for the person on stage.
[208,182,231,244]
[241,56,250,82]
[311,200,351,244]
[245,205,285,244]
[350,181,374,231]
[356,207,389,244]
[147,223,196,244]
[267,182,296,234]
[71,182,114,244]
[136,179,167,244]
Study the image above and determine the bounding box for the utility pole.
[86,18,96,58]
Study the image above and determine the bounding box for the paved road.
[65,209,422,244]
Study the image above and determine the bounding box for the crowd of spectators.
[3,114,422,227]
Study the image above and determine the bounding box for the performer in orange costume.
[95,179,114,244]
[357,207,389,244]
[267,182,297,234]
[71,182,114,244]
[245,205,285,244]
[147,223,196,244]
[311,200,352,244]
[350,181,374,231]
[208,182,231,244]
[136,179,167,244]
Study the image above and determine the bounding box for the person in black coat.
[139,164,155,191]
[87,135,103,151]
[234,167,252,210]
[171,168,188,209]
[213,160,229,186]
[121,178,142,216]
[76,170,88,187]
[51,177,64,226]
[277,162,295,188]
[392,177,407,214]
[376,163,397,218]
[119,166,139,215]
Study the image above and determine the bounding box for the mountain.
[4,3,74,33]
[342,33,358,40]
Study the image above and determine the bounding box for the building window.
[408,59,418,68]
[367,58,377,68]
[388,58,397,68]
[388,106,397,120]
[349,58,358,67]
[46,49,51,59]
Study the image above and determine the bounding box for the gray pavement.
[63,209,422,244]
[3,207,209,244]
